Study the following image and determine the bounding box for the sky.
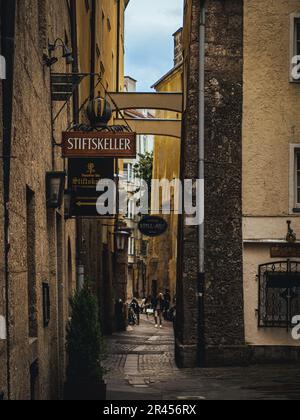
[124,0,184,92]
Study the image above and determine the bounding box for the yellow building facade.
[75,0,128,105]
[73,0,129,333]
[147,30,183,301]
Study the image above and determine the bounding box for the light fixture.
[45,38,74,67]
[46,171,66,209]
[43,54,59,68]
[62,46,74,65]
[64,189,75,219]
[114,230,131,252]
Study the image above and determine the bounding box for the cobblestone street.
[104,316,300,400]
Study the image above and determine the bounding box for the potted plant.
[65,285,107,401]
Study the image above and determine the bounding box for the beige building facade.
[177,0,300,368]
[146,30,183,301]
[243,0,300,349]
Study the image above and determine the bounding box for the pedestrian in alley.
[153,293,165,329]
[145,295,154,319]
[130,297,140,325]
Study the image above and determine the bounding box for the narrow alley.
[104,316,300,401]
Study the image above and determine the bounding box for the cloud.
[125,0,183,91]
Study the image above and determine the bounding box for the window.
[289,146,300,212]
[128,237,135,256]
[124,163,133,182]
[26,187,37,338]
[101,11,105,48]
[291,148,300,211]
[141,240,148,257]
[85,0,90,12]
[128,199,134,219]
[143,136,148,154]
[96,44,100,58]
[294,18,300,56]
[30,360,39,401]
[290,14,300,81]
[296,150,300,207]
[37,0,47,50]
[258,261,300,328]
[42,283,50,327]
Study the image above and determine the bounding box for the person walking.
[153,293,165,329]
[130,297,140,326]
[144,295,153,320]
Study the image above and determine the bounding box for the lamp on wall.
[46,172,66,209]
[43,38,74,67]
[114,230,131,252]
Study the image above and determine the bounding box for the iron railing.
[258,260,300,328]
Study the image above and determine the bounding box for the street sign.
[138,216,168,237]
[68,158,114,217]
[62,131,137,158]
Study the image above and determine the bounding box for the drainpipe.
[198,0,206,366]
[1,0,16,400]
[69,0,83,279]
[90,0,96,99]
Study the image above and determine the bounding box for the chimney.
[124,76,137,93]
[173,28,183,66]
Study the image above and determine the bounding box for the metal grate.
[258,260,300,328]
[51,73,85,102]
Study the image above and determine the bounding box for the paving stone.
[103,316,300,400]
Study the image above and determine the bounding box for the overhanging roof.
[151,63,183,89]
[114,118,181,138]
[107,92,183,113]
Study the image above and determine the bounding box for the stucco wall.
[2,0,77,400]
[243,0,300,348]
[243,0,300,218]
[244,243,300,346]
[147,65,182,302]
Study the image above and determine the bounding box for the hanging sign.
[68,158,114,217]
[62,131,136,158]
[138,216,168,237]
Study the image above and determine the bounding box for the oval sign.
[138,216,168,237]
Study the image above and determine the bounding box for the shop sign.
[270,243,300,258]
[68,158,114,217]
[138,216,168,237]
[62,131,136,158]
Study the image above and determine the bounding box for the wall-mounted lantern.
[46,171,66,209]
[115,230,131,252]
[43,38,74,67]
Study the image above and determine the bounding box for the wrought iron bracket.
[50,72,101,123]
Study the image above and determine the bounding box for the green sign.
[68,158,114,217]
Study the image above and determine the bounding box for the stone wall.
[204,0,245,366]
[176,0,201,368]
[0,0,77,400]
[177,0,246,368]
